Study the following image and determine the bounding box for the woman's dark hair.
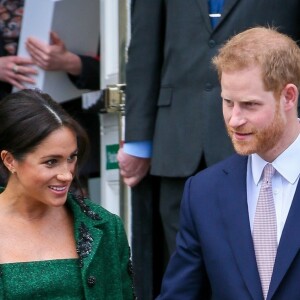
[0,89,90,191]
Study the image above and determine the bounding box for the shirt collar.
[251,133,300,185]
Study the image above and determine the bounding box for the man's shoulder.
[182,154,248,209]
[191,154,248,184]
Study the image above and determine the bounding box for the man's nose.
[228,105,246,128]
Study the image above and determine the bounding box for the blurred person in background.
[0,0,100,194]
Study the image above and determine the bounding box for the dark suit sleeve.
[68,54,100,91]
[157,177,211,299]
[125,0,165,142]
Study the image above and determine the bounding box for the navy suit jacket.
[158,154,300,299]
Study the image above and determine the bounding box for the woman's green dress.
[0,258,84,299]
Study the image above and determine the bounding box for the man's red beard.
[226,106,285,156]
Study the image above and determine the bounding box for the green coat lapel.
[67,194,107,271]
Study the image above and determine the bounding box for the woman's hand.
[0,55,37,89]
[26,31,82,76]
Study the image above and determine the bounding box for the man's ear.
[281,83,298,111]
[1,150,16,174]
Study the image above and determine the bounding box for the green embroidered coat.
[69,193,135,299]
[0,188,135,299]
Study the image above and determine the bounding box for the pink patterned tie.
[252,163,277,299]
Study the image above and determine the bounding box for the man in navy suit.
[118,1,300,298]
[158,27,300,299]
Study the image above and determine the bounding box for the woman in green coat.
[0,89,135,299]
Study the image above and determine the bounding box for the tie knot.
[262,163,275,184]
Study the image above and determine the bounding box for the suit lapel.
[194,0,241,33]
[68,196,106,275]
[217,0,241,27]
[194,0,212,33]
[267,184,300,299]
[79,221,103,262]
[218,156,263,300]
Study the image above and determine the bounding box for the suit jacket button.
[87,275,96,287]
[205,82,213,91]
[208,39,216,48]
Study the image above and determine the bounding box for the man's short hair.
[213,27,300,98]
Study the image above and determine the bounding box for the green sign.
[106,144,119,170]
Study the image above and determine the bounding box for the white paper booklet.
[15,0,99,103]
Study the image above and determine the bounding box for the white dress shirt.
[247,133,300,244]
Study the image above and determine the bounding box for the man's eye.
[244,102,258,107]
[223,99,233,106]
